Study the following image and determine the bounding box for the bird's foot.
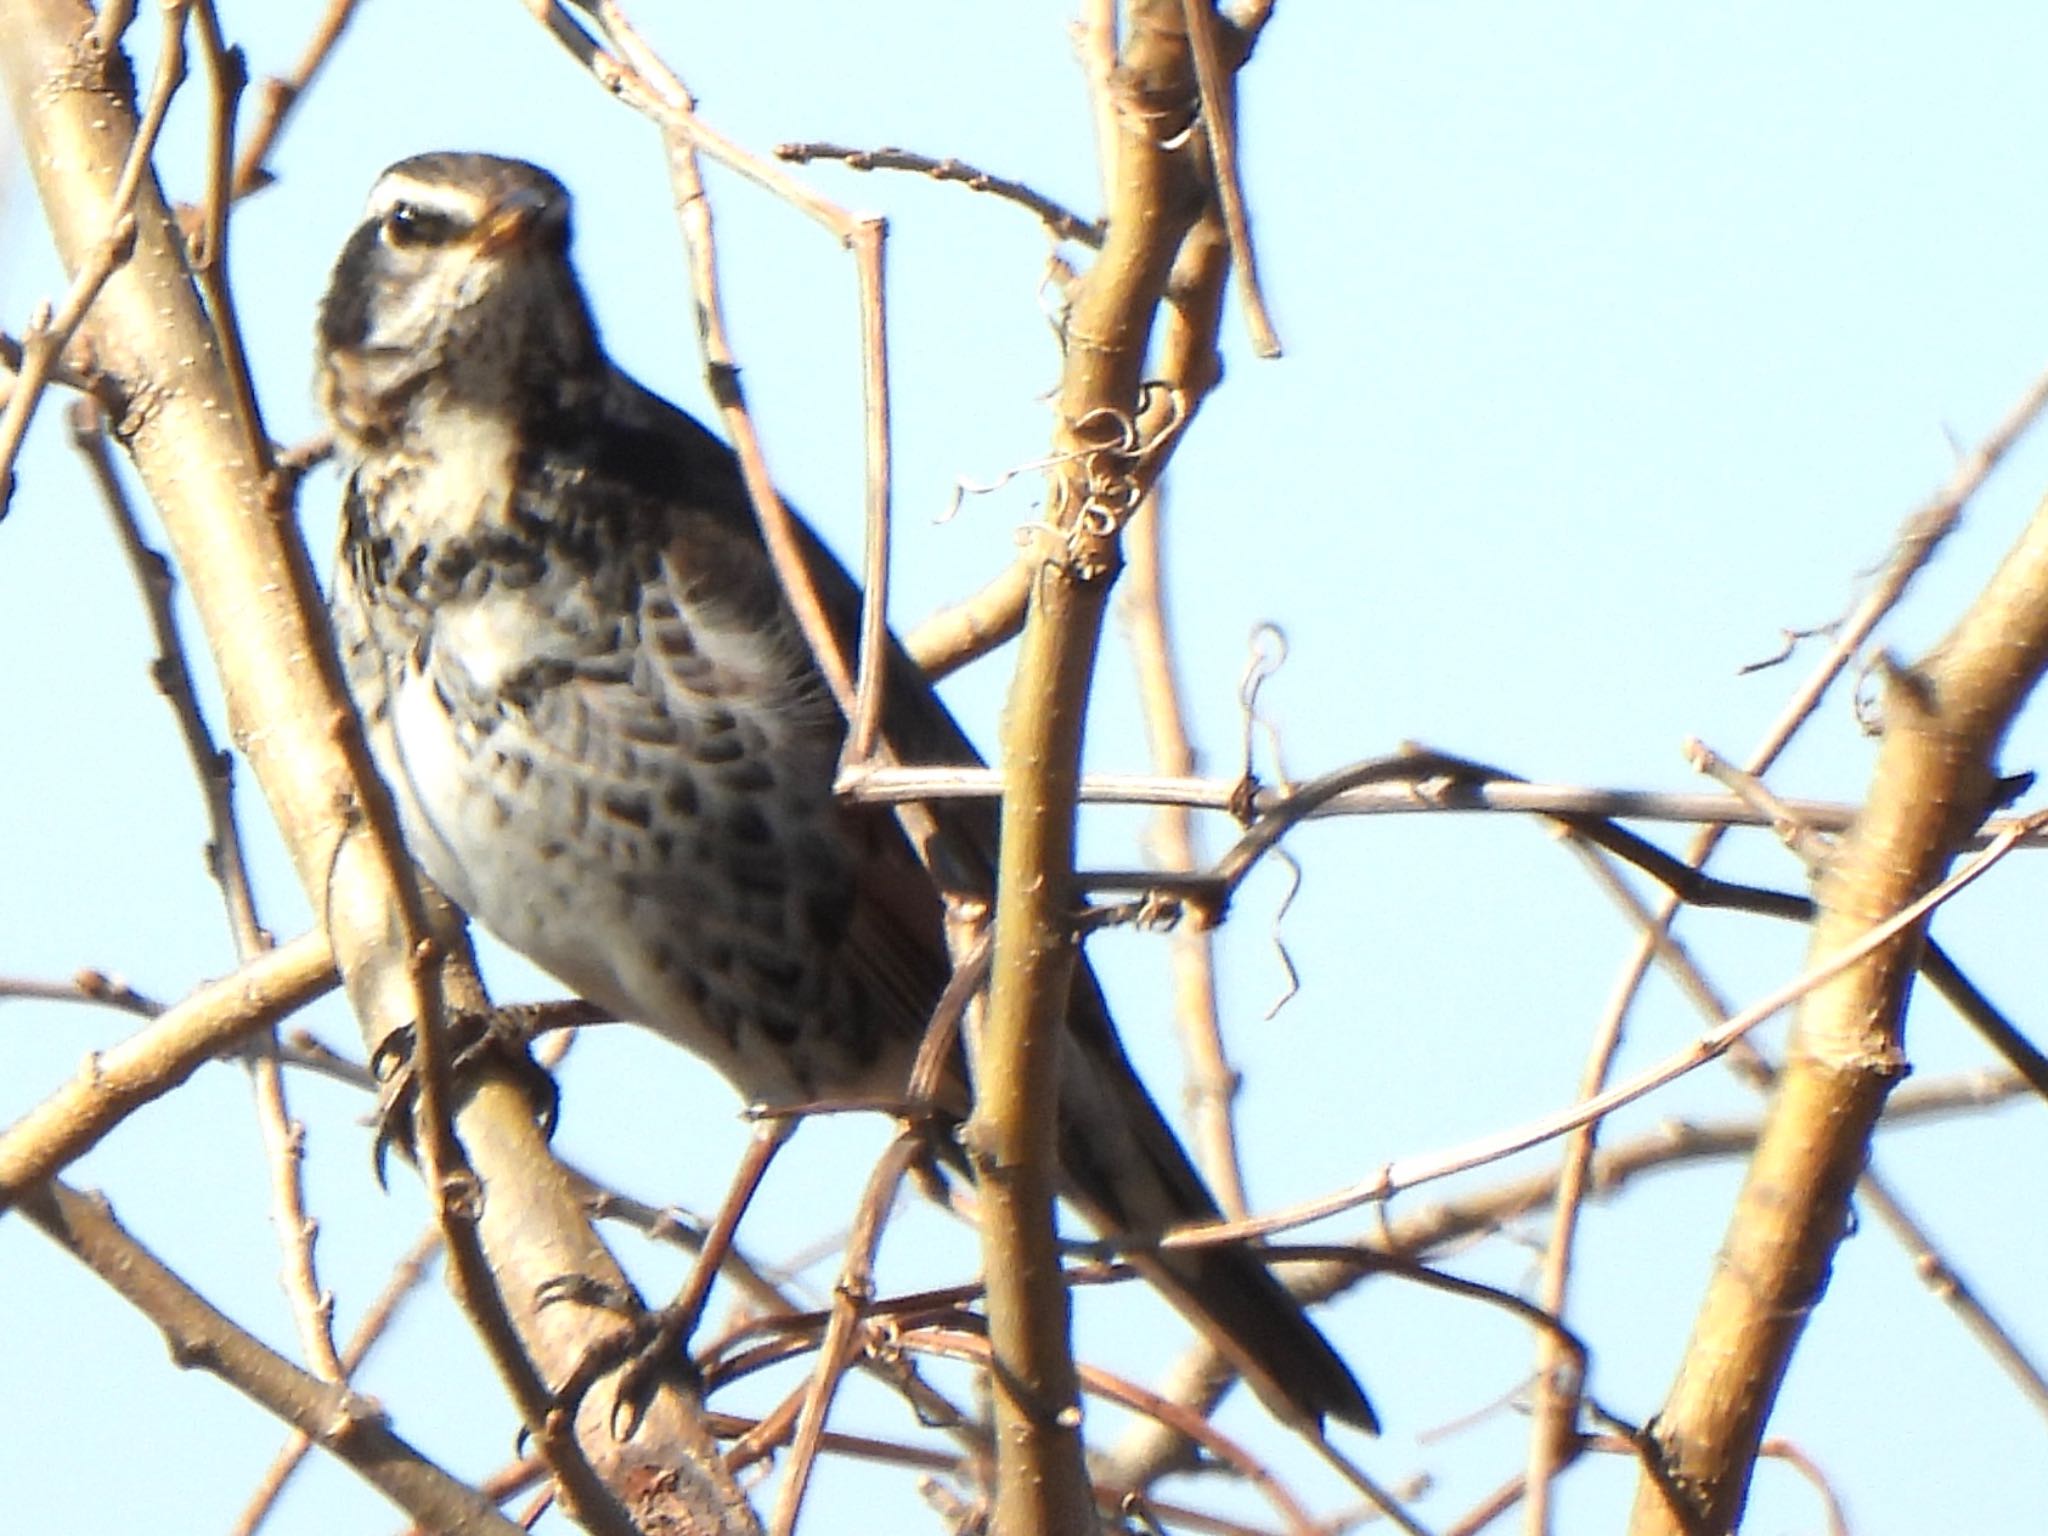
[369,1008,560,1183]
[538,1276,706,1439]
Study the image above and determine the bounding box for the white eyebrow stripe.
[364,172,493,222]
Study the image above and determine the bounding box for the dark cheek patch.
[318,222,388,351]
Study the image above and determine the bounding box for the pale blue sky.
[4,5,2047,1532]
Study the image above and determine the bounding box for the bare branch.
[228,0,361,198]
[0,7,751,1527]
[232,1225,444,1536]
[775,141,1106,247]
[1167,813,2044,1250]
[19,1179,524,1535]
[1630,488,2048,1531]
[0,933,335,1210]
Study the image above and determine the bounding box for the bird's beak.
[475,191,548,255]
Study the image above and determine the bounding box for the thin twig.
[767,936,986,1533]
[838,759,2048,847]
[185,0,272,474]
[1522,830,1635,1534]
[1687,738,1837,866]
[72,402,265,947]
[228,0,362,199]
[774,142,1106,247]
[1854,1175,2048,1420]
[767,1132,927,1535]
[1102,1065,2024,1492]
[903,1327,1346,1536]
[1177,0,1278,356]
[535,1,943,872]
[0,217,135,510]
[1754,1439,1850,1536]
[1122,490,1248,1217]
[1074,0,1120,208]
[617,15,898,777]
[0,0,194,508]
[1160,813,2045,1250]
[231,1225,443,1536]
[0,970,164,1018]
[845,215,893,768]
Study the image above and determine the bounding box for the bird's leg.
[368,1007,560,1182]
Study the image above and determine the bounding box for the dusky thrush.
[319,151,1375,1434]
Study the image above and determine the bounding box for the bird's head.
[318,153,601,451]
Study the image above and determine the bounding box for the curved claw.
[363,1012,560,1186]
[539,1295,699,1442]
[368,1025,420,1188]
[608,1306,700,1439]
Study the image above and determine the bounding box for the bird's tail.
[1054,969,1378,1435]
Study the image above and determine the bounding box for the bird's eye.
[382,202,462,248]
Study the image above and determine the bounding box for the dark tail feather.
[1132,1231,1379,1435]
[1055,971,1378,1434]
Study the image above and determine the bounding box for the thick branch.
[0,9,750,1531]
[1629,496,2048,1534]
[0,933,334,1210]
[963,6,1212,1533]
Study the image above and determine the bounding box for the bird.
[318,150,1376,1435]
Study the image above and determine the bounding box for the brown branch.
[1166,818,2040,1252]
[227,0,361,199]
[71,400,265,949]
[19,1179,524,1536]
[1522,832,1635,1534]
[604,6,900,779]
[231,1224,444,1536]
[959,5,1217,1530]
[1851,1174,2048,1421]
[530,1,864,723]
[580,3,902,772]
[845,213,893,767]
[1097,1066,2026,1491]
[0,970,163,1018]
[902,1326,1338,1536]
[903,555,1033,677]
[1629,491,2048,1531]
[571,1172,806,1323]
[765,935,984,1532]
[532,0,952,902]
[0,932,334,1210]
[711,1408,1310,1536]
[1753,1439,1849,1536]
[0,10,749,1530]
[252,1036,346,1382]
[0,211,132,507]
[838,759,2048,846]
[774,141,1107,247]
[1075,0,1120,207]
[1123,489,1249,1217]
[767,1131,927,1534]
[1177,0,1276,356]
[186,0,270,473]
